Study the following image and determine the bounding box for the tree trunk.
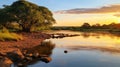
[22,27,31,32]
[22,26,31,32]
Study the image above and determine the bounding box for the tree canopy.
[81,22,91,29]
[0,0,55,32]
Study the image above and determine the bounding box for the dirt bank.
[0,32,50,53]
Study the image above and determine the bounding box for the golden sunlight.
[53,13,119,26]
[118,18,120,23]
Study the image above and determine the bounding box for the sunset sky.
[1,0,120,26]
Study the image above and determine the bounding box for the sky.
[1,0,120,11]
[1,0,120,26]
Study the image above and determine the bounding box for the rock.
[26,53,33,57]
[22,50,27,55]
[0,56,3,59]
[25,57,32,61]
[40,57,52,63]
[15,49,24,59]
[6,52,22,62]
[40,55,49,57]
[4,58,13,64]
[64,50,68,53]
[33,53,39,58]
[0,52,6,56]
[6,49,24,62]
[17,63,24,67]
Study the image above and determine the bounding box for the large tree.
[0,0,55,32]
[81,22,91,29]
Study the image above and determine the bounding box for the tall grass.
[0,28,23,41]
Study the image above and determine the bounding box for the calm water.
[27,31,120,67]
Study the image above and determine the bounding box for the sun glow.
[53,13,119,26]
[118,18,120,23]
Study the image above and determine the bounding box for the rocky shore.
[0,37,55,67]
[0,31,79,54]
[0,32,51,53]
[0,32,79,67]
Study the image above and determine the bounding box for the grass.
[0,32,23,41]
[0,27,23,41]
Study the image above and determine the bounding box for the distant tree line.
[81,22,120,29]
[52,22,120,32]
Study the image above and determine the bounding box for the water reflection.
[0,41,55,67]
[1,31,120,67]
[66,46,120,54]
[80,32,120,39]
[40,31,120,67]
[46,31,120,54]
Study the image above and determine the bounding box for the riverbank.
[0,32,50,53]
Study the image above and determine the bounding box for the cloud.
[67,45,120,54]
[55,4,120,14]
[114,13,120,17]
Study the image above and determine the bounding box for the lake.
[25,30,120,67]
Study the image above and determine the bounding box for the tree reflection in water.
[0,41,55,67]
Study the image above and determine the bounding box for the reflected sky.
[28,31,120,67]
[1,30,119,67]
[30,48,120,67]
[41,31,120,67]
[46,31,120,50]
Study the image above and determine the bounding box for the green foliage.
[81,23,91,29]
[5,22,21,30]
[0,0,55,32]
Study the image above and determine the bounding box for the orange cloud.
[55,4,120,14]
